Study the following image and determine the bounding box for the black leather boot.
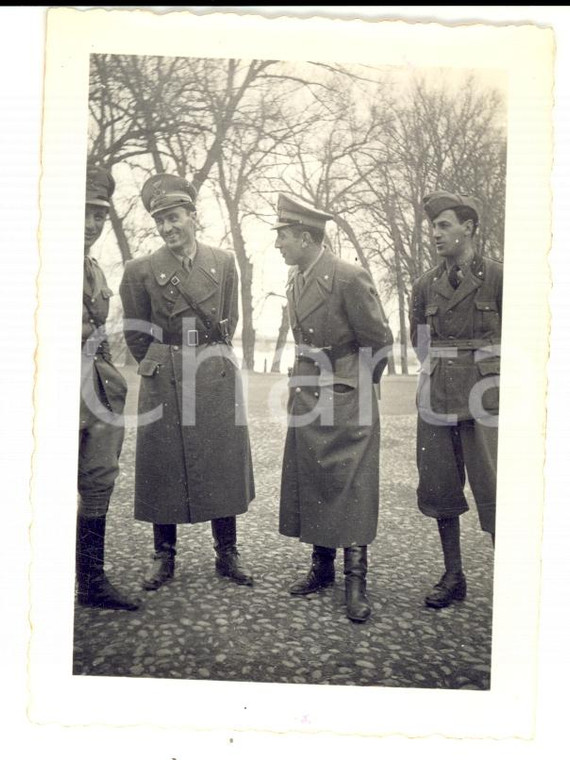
[424,570,467,609]
[143,524,176,591]
[76,515,140,610]
[212,516,253,586]
[289,545,336,595]
[344,546,371,622]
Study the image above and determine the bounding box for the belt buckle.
[187,329,199,347]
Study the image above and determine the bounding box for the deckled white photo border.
[31,7,553,740]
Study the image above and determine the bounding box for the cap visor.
[271,221,298,230]
[86,199,111,208]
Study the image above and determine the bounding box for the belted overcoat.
[279,249,393,548]
[119,242,255,525]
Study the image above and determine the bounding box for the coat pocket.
[476,357,500,376]
[473,357,500,415]
[138,357,162,377]
[475,300,500,334]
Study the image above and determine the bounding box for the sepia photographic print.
[31,7,553,741]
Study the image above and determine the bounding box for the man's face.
[431,209,471,259]
[154,205,196,254]
[84,203,108,253]
[274,226,306,267]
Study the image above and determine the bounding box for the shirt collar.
[300,247,325,279]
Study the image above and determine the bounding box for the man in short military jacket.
[410,190,502,609]
[77,165,139,610]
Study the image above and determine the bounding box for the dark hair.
[454,205,479,236]
[290,224,325,245]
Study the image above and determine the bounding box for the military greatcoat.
[119,242,255,525]
[279,249,393,548]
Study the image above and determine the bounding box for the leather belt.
[154,329,219,348]
[295,341,359,365]
[430,339,497,350]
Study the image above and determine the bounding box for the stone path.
[73,374,494,690]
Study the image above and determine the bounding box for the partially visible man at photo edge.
[77,165,140,611]
[410,190,502,609]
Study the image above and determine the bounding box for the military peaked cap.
[272,193,333,231]
[141,173,197,217]
[423,190,481,224]
[86,165,115,208]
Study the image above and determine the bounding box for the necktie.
[182,256,192,274]
[448,264,462,289]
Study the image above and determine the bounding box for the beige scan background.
[1,5,567,759]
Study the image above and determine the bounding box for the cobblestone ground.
[73,373,494,690]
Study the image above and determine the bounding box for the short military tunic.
[410,255,502,533]
[119,242,255,525]
[78,256,128,516]
[279,249,393,548]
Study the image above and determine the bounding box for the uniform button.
[295,387,301,393]
[173,345,179,351]
[314,392,319,398]
[308,328,314,334]
[91,298,95,303]
[447,360,453,365]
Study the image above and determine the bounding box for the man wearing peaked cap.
[141,173,197,217]
[273,193,393,623]
[272,193,334,231]
[410,189,502,609]
[76,164,140,610]
[120,173,255,594]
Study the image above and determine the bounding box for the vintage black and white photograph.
[30,7,553,740]
[74,51,505,689]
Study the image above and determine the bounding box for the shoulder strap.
[169,268,231,344]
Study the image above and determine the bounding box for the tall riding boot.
[425,517,467,608]
[76,515,140,610]
[211,516,253,586]
[344,546,371,622]
[289,545,336,595]
[143,523,176,591]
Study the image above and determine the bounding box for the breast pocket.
[475,300,500,335]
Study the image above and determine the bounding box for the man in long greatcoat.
[274,194,393,622]
[77,165,139,610]
[119,174,255,591]
[410,191,501,609]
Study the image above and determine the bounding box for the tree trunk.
[387,209,409,375]
[108,202,132,264]
[224,199,256,370]
[334,215,396,375]
[271,304,290,373]
[238,257,256,371]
